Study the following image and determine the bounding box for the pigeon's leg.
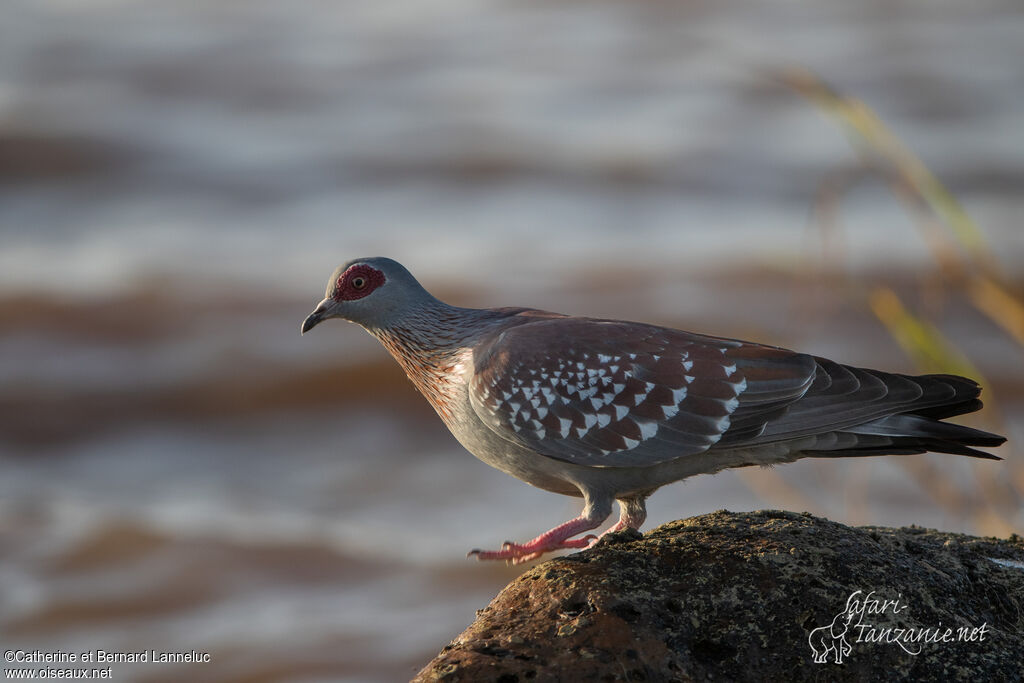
[469,494,611,564]
[597,496,647,538]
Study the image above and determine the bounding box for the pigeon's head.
[301,257,431,334]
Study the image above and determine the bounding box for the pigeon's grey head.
[301,257,434,334]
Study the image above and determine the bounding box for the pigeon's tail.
[804,374,1005,461]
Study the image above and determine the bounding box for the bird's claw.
[467,534,599,563]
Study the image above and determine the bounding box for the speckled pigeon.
[301,257,1005,563]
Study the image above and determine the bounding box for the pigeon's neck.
[369,300,516,425]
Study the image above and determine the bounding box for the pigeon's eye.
[334,264,384,301]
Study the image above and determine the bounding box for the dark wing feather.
[468,315,1004,467]
[468,317,816,468]
[721,359,980,447]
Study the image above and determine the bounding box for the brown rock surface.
[414,510,1024,682]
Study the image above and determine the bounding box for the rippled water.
[1,1,1021,681]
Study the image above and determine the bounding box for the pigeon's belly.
[447,413,584,497]
[448,400,816,499]
[440,379,819,499]
[445,402,725,498]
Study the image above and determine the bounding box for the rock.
[414,510,1024,682]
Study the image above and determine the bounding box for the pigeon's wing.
[467,317,817,468]
[716,356,998,453]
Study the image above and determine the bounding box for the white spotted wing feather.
[468,318,817,468]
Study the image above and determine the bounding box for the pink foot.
[601,520,629,535]
[469,535,598,564]
[591,497,646,542]
[468,515,603,564]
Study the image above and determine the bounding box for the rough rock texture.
[414,510,1024,682]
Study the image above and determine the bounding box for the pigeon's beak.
[301,299,331,335]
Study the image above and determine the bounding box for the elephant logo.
[808,589,988,662]
[808,609,856,664]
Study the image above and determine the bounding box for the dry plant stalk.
[755,68,1023,535]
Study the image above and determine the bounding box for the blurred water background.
[1,0,1022,681]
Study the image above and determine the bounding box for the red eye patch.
[334,264,386,301]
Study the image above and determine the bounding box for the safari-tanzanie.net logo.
[807,590,989,664]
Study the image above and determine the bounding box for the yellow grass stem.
[868,287,984,380]
[776,68,999,272]
[968,276,1024,348]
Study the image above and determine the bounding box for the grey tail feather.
[807,442,1001,461]
[805,406,1006,462]
[910,397,983,421]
